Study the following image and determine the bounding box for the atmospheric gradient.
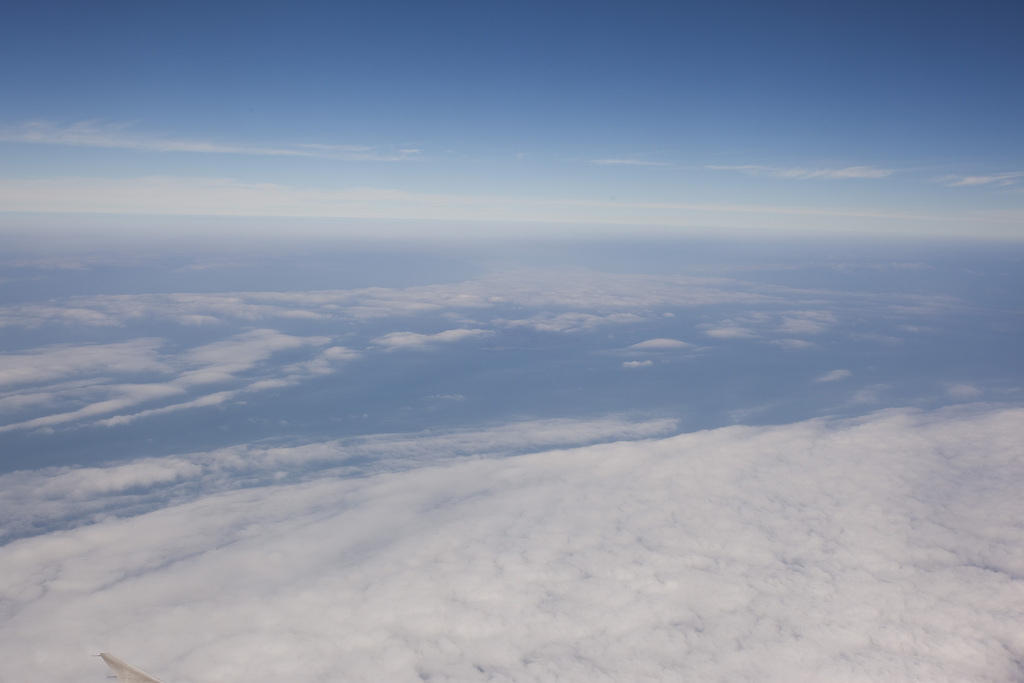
[1,2,1022,682]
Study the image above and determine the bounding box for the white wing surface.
[99,653,166,683]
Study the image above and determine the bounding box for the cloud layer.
[1,405,1021,682]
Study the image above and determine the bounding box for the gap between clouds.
[0,416,680,543]
[0,269,970,434]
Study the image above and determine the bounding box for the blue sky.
[2,6,1024,678]
[1,0,1022,236]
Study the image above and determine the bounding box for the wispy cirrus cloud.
[709,164,895,179]
[934,171,1024,187]
[593,159,896,179]
[0,120,419,161]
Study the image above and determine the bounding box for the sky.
[1,0,1023,238]
[2,3,1024,682]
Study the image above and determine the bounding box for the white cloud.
[815,369,852,382]
[0,330,336,433]
[0,120,418,161]
[93,390,238,428]
[627,338,692,350]
[0,383,188,433]
[178,329,331,383]
[622,360,653,368]
[701,325,757,339]
[700,310,839,345]
[709,164,895,180]
[0,339,170,388]
[282,346,360,376]
[96,344,360,427]
[89,335,349,428]
[371,328,493,350]
[0,406,1021,681]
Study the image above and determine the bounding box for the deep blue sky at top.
[1,0,1022,236]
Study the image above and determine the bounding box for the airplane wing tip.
[98,652,166,683]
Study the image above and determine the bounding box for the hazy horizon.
[2,2,1022,681]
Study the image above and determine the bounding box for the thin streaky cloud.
[708,164,895,180]
[6,176,1021,235]
[935,172,1024,187]
[0,120,418,161]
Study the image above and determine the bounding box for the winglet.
[99,653,167,683]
